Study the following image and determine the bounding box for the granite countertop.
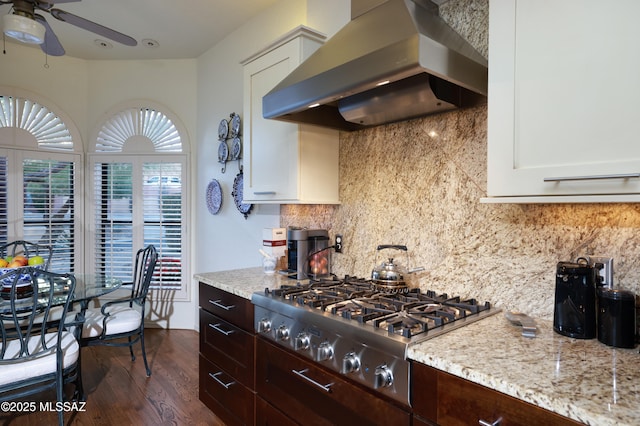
[408,313,639,426]
[194,268,639,426]
[195,267,292,299]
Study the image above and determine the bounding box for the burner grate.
[265,278,494,338]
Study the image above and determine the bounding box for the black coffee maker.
[553,259,597,339]
[286,228,329,279]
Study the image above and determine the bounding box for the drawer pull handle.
[479,417,502,426]
[543,173,640,182]
[254,191,276,195]
[209,372,235,389]
[292,368,333,392]
[209,299,235,311]
[209,323,235,336]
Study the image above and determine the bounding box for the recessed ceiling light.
[141,39,159,48]
[94,39,113,49]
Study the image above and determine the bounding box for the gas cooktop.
[252,275,500,406]
[267,276,494,339]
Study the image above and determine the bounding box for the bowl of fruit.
[0,255,46,287]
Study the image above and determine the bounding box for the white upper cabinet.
[242,27,340,204]
[486,0,640,202]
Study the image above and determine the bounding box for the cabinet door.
[244,39,301,202]
[437,369,581,426]
[488,0,640,198]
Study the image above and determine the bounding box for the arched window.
[0,88,83,273]
[94,107,183,153]
[0,95,77,151]
[88,102,189,299]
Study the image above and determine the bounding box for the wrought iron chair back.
[127,244,158,305]
[82,245,158,376]
[0,267,80,426]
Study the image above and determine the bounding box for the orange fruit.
[12,255,28,266]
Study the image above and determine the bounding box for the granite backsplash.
[279,0,640,321]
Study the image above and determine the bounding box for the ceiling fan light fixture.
[3,13,45,45]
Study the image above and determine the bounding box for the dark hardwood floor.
[0,328,225,425]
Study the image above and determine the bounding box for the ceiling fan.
[0,0,136,56]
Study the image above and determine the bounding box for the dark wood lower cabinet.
[196,283,583,426]
[198,283,255,425]
[256,337,411,426]
[412,361,582,426]
[199,354,255,425]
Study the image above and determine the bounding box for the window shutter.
[92,162,134,281]
[143,163,183,290]
[22,158,76,273]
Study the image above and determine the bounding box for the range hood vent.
[263,0,488,131]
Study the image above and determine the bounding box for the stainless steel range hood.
[262,0,488,131]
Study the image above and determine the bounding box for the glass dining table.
[0,273,123,314]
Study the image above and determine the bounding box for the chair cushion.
[82,305,142,339]
[0,331,79,386]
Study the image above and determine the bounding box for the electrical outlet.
[588,256,614,286]
[335,235,343,253]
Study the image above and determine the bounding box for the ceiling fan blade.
[34,14,65,56]
[49,8,137,46]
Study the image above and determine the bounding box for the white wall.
[0,45,89,144]
[192,0,350,327]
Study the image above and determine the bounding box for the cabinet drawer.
[199,354,254,426]
[199,282,254,331]
[256,338,410,426]
[256,396,298,426]
[199,309,254,387]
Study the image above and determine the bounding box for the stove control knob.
[294,332,310,351]
[374,364,394,388]
[317,341,334,361]
[342,352,361,374]
[276,325,290,341]
[257,318,271,333]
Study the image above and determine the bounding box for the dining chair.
[0,240,53,270]
[0,267,81,426]
[81,244,158,376]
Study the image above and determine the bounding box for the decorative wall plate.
[218,119,229,140]
[230,113,241,138]
[231,169,252,219]
[231,136,242,160]
[206,179,223,215]
[218,140,229,173]
[218,140,228,163]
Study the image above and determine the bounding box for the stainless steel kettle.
[371,245,424,292]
